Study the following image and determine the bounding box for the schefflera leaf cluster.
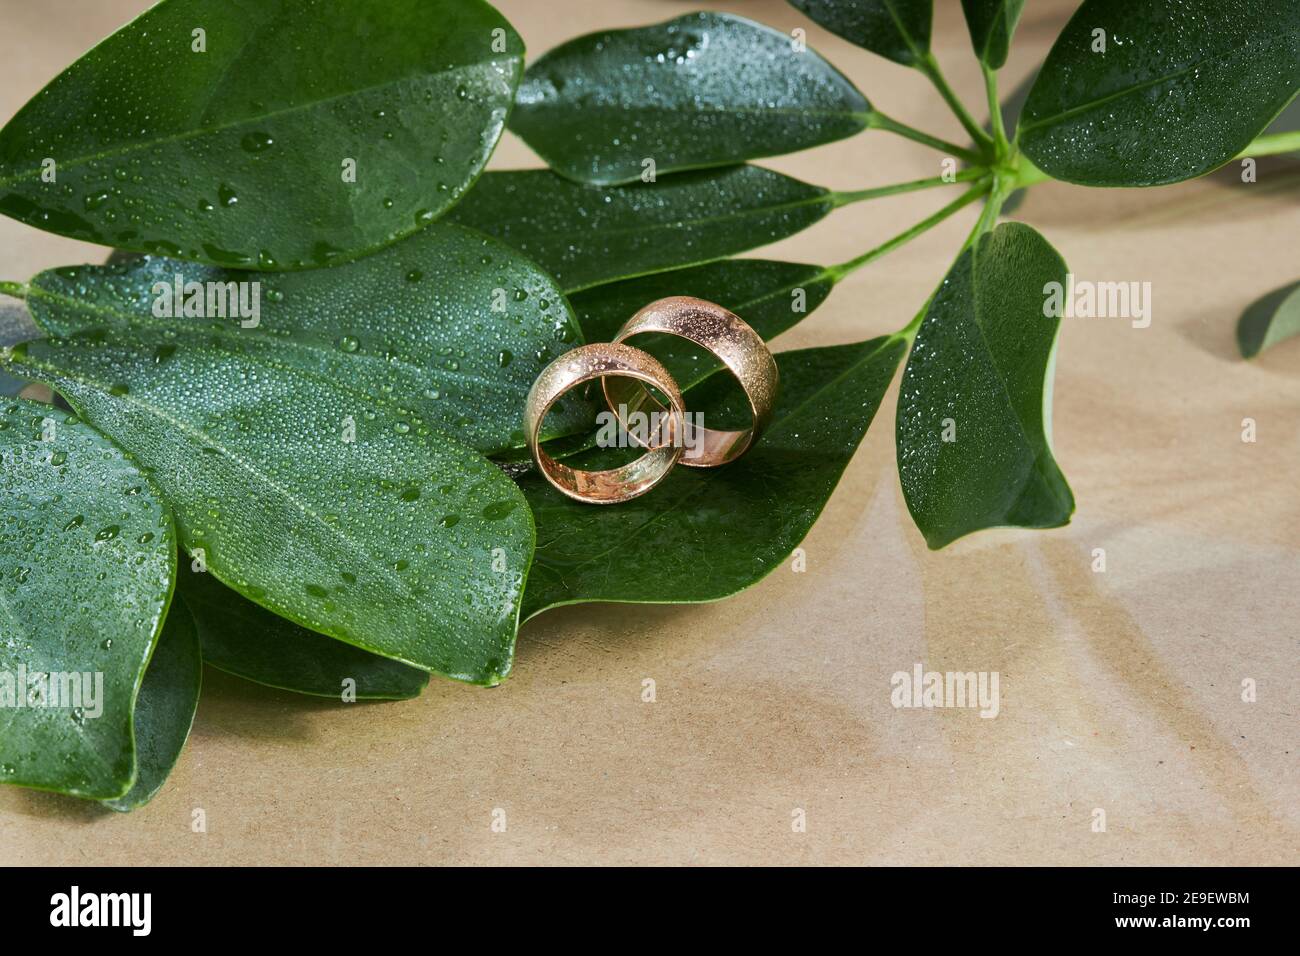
[1,0,1297,810]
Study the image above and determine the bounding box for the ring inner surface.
[535,368,684,502]
[603,359,753,467]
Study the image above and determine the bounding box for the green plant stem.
[917,53,995,154]
[894,292,938,344]
[831,167,986,206]
[829,179,991,281]
[868,110,984,165]
[981,63,1008,160]
[1234,130,1300,158]
[0,281,27,299]
[965,182,1010,249]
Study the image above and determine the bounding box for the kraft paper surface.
[0,0,1296,865]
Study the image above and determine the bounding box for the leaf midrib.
[0,56,521,190]
[476,189,831,244]
[16,352,470,642]
[1019,32,1289,134]
[26,282,525,396]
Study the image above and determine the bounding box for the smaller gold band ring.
[525,342,686,504]
[603,296,778,468]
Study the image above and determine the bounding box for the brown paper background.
[1,0,1296,866]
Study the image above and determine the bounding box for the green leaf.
[897,222,1074,549]
[569,259,833,390]
[788,0,932,67]
[961,0,1025,70]
[181,565,428,700]
[448,166,835,292]
[1019,0,1300,186]
[520,337,906,618]
[102,594,202,812]
[22,223,586,454]
[0,397,174,799]
[0,0,524,269]
[1238,280,1300,358]
[4,332,533,686]
[511,12,870,185]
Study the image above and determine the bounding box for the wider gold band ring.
[603,296,778,468]
[524,342,686,504]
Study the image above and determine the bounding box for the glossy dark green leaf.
[788,0,932,67]
[521,337,906,618]
[897,222,1074,549]
[181,565,428,700]
[511,12,870,185]
[448,166,835,292]
[1019,0,1300,186]
[0,0,524,269]
[1238,280,1300,358]
[4,331,533,686]
[0,397,174,799]
[22,224,585,454]
[569,259,834,390]
[961,0,1025,70]
[102,595,202,812]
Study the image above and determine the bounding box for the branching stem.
[869,110,983,165]
[832,166,986,207]
[917,53,995,154]
[981,64,1008,160]
[829,179,991,281]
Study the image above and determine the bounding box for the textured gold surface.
[605,296,779,467]
[525,342,685,503]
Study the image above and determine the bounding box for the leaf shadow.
[1036,536,1287,831]
[1177,297,1300,372]
[0,786,116,823]
[189,665,395,745]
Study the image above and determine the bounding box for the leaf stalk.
[831,167,986,207]
[917,53,995,155]
[868,110,984,165]
[829,178,991,281]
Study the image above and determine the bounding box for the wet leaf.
[4,332,533,686]
[0,0,523,268]
[897,222,1074,549]
[102,594,202,812]
[23,224,585,454]
[788,0,932,67]
[520,337,906,617]
[447,166,835,292]
[181,565,428,700]
[512,12,870,185]
[1019,0,1300,186]
[0,397,174,799]
[1238,279,1300,358]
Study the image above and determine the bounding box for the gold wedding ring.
[603,296,778,467]
[524,342,686,504]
